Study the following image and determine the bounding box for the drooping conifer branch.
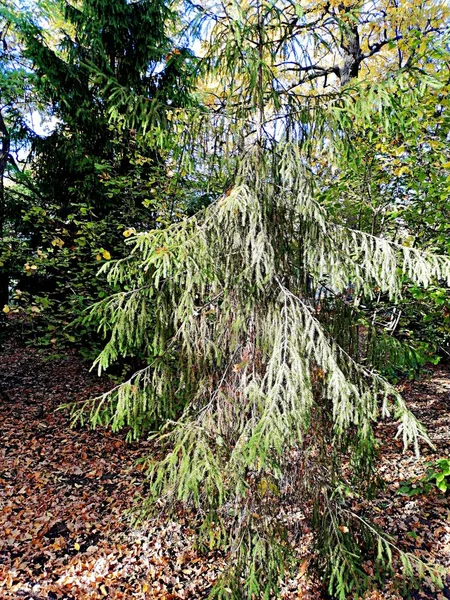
[69,143,450,596]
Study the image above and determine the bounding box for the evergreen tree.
[1,0,196,345]
[73,0,450,597]
[0,3,39,309]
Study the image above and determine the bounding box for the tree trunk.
[338,3,363,86]
[339,23,362,85]
[0,109,10,308]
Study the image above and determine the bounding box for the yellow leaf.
[102,250,111,260]
[2,305,10,314]
[74,542,80,551]
[258,478,269,496]
[396,166,411,177]
[96,254,102,261]
[402,235,414,247]
[100,584,108,596]
[142,582,149,593]
[30,306,41,314]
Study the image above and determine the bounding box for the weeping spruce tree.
[74,0,450,597]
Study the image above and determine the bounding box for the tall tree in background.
[21,0,191,218]
[0,4,40,309]
[0,0,196,346]
[317,65,450,369]
[73,0,450,598]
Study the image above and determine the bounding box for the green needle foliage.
[71,0,450,597]
[73,145,450,598]
[0,0,198,349]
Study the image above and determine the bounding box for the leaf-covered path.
[0,339,449,599]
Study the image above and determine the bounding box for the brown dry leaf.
[0,337,449,600]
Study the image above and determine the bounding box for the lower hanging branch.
[75,146,450,598]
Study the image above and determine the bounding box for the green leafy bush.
[398,459,450,496]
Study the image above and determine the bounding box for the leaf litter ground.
[0,339,449,599]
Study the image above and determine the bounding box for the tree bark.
[0,108,10,308]
[339,22,363,86]
[338,3,363,86]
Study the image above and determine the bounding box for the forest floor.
[0,337,449,600]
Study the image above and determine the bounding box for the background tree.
[311,26,450,369]
[1,0,197,350]
[0,3,41,310]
